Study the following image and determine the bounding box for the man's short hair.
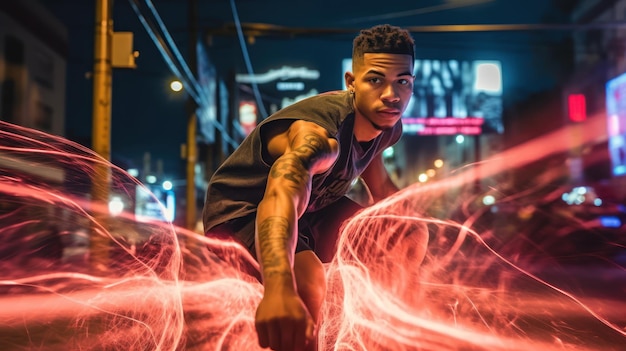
[352,24,415,66]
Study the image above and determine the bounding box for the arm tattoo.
[270,154,308,188]
[258,216,292,277]
[292,132,330,165]
[258,131,330,279]
[268,132,329,187]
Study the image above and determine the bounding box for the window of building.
[33,50,54,89]
[5,35,24,65]
[34,102,53,131]
[1,80,16,123]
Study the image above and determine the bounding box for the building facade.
[566,0,626,199]
[0,0,67,136]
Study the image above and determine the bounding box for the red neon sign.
[568,94,587,122]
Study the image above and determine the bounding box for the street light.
[162,180,173,191]
[170,80,183,92]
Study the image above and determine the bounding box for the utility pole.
[90,0,113,272]
[186,0,198,231]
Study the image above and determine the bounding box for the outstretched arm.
[255,120,338,351]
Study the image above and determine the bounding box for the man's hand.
[255,288,316,351]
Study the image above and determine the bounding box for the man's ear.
[344,71,355,92]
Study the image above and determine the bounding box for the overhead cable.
[128,0,239,148]
[229,0,268,118]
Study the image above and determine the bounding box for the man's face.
[347,53,414,131]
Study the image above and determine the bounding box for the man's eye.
[369,77,382,84]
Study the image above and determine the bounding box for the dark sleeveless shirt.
[202,90,402,232]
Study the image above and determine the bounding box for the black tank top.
[202,90,402,231]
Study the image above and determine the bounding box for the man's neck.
[353,112,382,142]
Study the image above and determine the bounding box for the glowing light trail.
[1,120,625,350]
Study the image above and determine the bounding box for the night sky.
[39,0,572,180]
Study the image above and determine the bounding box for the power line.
[229,0,268,118]
[204,21,626,39]
[340,0,495,24]
[128,0,239,148]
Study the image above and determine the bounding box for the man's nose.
[381,84,400,102]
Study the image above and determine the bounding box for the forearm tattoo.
[258,216,292,277]
[260,132,330,278]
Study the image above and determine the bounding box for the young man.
[203,24,416,351]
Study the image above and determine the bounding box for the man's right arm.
[254,120,338,350]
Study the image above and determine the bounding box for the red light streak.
[1,119,625,350]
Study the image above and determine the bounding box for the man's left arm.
[360,154,399,202]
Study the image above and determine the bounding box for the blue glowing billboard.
[606,72,626,177]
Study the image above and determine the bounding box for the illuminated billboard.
[236,65,321,109]
[135,184,175,222]
[197,41,217,142]
[342,59,503,135]
[238,100,258,137]
[606,72,626,177]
